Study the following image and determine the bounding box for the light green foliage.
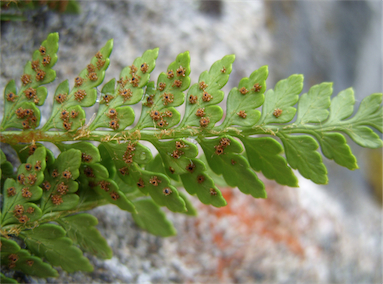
[58,214,113,259]
[132,199,177,237]
[1,33,58,130]
[0,33,382,281]
[0,237,58,278]
[21,224,93,273]
[1,1,80,21]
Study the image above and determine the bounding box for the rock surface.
[1,1,381,283]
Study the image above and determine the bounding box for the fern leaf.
[257,74,303,125]
[131,198,177,237]
[1,33,59,130]
[222,65,267,127]
[180,54,235,128]
[135,51,191,129]
[199,135,266,198]
[0,245,58,278]
[21,223,93,273]
[278,133,328,184]
[1,148,14,182]
[0,34,382,267]
[42,39,113,131]
[58,213,113,259]
[38,148,81,213]
[1,147,46,226]
[241,137,298,187]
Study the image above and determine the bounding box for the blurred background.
[1,1,382,283]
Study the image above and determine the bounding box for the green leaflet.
[101,141,185,212]
[1,147,46,226]
[348,93,383,132]
[296,82,332,124]
[257,74,303,125]
[21,224,93,273]
[0,238,57,279]
[178,192,198,216]
[314,132,358,170]
[144,153,168,176]
[278,133,328,184]
[42,38,113,131]
[324,88,355,124]
[180,54,235,128]
[136,51,191,129]
[58,213,113,259]
[131,198,177,237]
[1,148,14,182]
[98,143,117,178]
[10,142,52,164]
[89,48,159,131]
[199,135,266,198]
[40,149,81,214]
[57,141,101,163]
[223,65,268,127]
[1,33,59,130]
[1,248,58,278]
[323,89,383,148]
[343,126,382,148]
[92,175,136,213]
[151,138,198,178]
[180,158,227,207]
[241,137,298,187]
[0,237,21,253]
[101,140,153,185]
[128,164,187,212]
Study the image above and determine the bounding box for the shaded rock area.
[1,1,381,283]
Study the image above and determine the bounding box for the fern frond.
[1,33,382,280]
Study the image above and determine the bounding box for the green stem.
[0,123,351,145]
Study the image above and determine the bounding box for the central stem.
[0,123,345,145]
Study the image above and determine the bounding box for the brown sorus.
[199,81,208,90]
[237,110,247,118]
[273,108,282,118]
[51,195,63,205]
[202,91,212,102]
[42,55,51,66]
[35,69,46,81]
[55,93,67,103]
[137,178,145,188]
[6,92,17,102]
[253,83,262,92]
[140,63,149,73]
[172,80,182,88]
[149,176,161,186]
[195,108,205,117]
[110,191,120,200]
[239,87,248,95]
[74,76,84,86]
[109,120,119,130]
[74,90,87,101]
[163,187,172,196]
[21,74,32,85]
[176,66,186,77]
[200,117,210,127]
[24,87,36,99]
[158,82,166,91]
